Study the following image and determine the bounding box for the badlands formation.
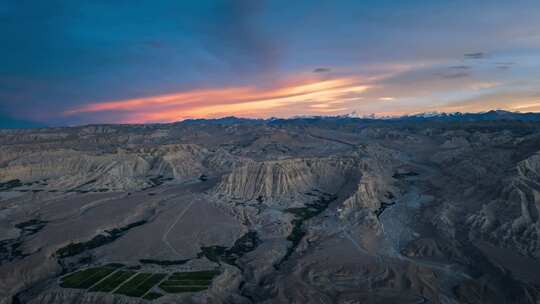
[1,113,540,303]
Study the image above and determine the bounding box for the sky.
[1,0,540,127]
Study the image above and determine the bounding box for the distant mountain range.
[3,110,540,129]
[395,110,540,122]
[177,110,540,126]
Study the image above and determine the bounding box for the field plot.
[114,273,166,297]
[60,265,221,300]
[88,270,136,292]
[142,292,164,300]
[60,267,117,289]
[158,270,219,293]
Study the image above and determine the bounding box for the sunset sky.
[1,0,540,126]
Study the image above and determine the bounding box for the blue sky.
[1,0,540,126]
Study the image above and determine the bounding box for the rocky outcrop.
[341,172,394,215]
[3,118,540,304]
[517,152,540,181]
[0,252,61,304]
[214,156,361,201]
[341,145,401,217]
[468,152,540,258]
[440,136,470,149]
[0,144,228,191]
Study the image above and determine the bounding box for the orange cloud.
[65,77,370,123]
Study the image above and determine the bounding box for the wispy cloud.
[65,76,371,123]
[448,65,471,70]
[437,71,470,79]
[495,62,515,70]
[313,67,331,73]
[464,52,486,59]
[62,51,540,124]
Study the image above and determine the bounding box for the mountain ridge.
[4,110,540,130]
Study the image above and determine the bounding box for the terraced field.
[59,266,220,300]
[60,266,119,289]
[115,273,166,297]
[159,271,220,294]
[88,270,136,292]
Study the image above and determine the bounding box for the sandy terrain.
[2,115,540,303]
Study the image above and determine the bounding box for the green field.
[114,273,166,297]
[60,267,220,298]
[114,273,152,296]
[88,270,136,292]
[158,270,219,294]
[136,274,167,296]
[168,270,220,280]
[60,267,116,289]
[142,292,164,300]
